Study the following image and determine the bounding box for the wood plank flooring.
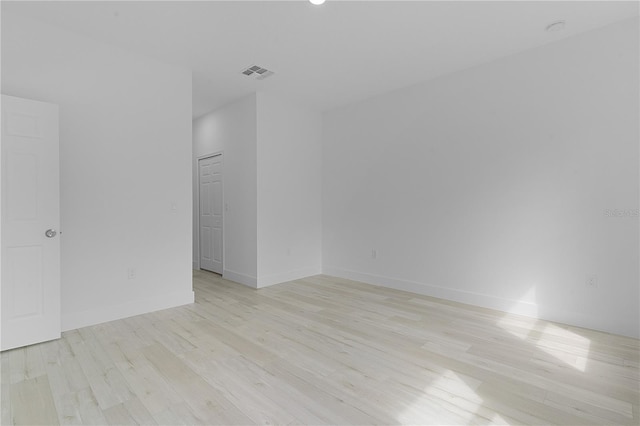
[2,270,639,425]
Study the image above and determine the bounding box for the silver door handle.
[45,229,57,238]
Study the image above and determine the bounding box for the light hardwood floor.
[2,270,639,425]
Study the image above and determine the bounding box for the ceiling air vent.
[240,65,275,80]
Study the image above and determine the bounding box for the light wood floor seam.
[1,270,638,425]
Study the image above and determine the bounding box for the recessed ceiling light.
[546,21,566,32]
[309,0,326,5]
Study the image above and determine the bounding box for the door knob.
[45,229,57,238]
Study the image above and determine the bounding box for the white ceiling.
[3,1,638,118]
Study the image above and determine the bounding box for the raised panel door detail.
[6,246,44,319]
[8,152,38,221]
[6,112,42,138]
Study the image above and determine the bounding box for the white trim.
[257,266,322,288]
[323,266,537,314]
[223,269,257,288]
[61,289,195,332]
[322,266,638,338]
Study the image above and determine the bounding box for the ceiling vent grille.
[241,65,275,80]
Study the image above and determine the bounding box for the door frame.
[196,152,224,273]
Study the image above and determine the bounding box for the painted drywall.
[192,94,258,287]
[256,93,322,287]
[322,18,639,337]
[2,12,194,330]
[193,93,322,288]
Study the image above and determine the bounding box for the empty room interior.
[1,1,639,425]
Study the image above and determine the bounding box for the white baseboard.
[62,289,195,332]
[223,269,258,288]
[257,266,322,288]
[323,266,637,338]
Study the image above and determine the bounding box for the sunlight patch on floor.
[534,322,591,372]
[497,287,591,372]
[396,370,483,425]
[490,412,513,425]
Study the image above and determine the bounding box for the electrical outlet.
[127,268,136,280]
[371,249,377,259]
[586,274,598,288]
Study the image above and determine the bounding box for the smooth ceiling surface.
[3,1,638,118]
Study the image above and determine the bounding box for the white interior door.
[1,94,60,351]
[199,154,223,274]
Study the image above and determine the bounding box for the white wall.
[193,94,258,287]
[2,12,194,330]
[256,93,322,288]
[193,93,322,288]
[323,19,639,337]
